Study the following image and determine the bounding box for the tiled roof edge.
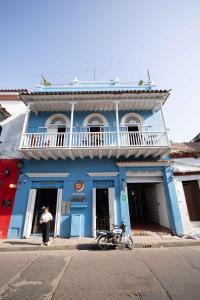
[20,89,169,96]
[0,89,28,93]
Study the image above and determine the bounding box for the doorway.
[96,189,110,230]
[89,126,102,146]
[31,189,57,235]
[128,183,159,228]
[183,180,200,221]
[128,126,139,145]
[56,127,65,146]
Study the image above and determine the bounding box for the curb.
[0,240,200,252]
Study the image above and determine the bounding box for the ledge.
[70,202,87,208]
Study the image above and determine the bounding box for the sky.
[0,0,199,142]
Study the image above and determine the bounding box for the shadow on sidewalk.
[3,241,41,246]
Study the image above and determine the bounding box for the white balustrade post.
[114,101,120,147]
[69,102,76,148]
[19,103,31,149]
[160,102,170,146]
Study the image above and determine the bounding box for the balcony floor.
[21,146,170,160]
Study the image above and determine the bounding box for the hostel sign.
[72,181,86,202]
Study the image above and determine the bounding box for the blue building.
[8,79,183,239]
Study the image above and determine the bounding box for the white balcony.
[20,131,170,160]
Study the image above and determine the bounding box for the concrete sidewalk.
[1,232,200,252]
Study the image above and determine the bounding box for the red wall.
[0,160,20,239]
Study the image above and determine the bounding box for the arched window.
[121,113,143,128]
[83,113,108,127]
[121,113,144,145]
[45,114,70,131]
[83,113,108,133]
[45,114,70,146]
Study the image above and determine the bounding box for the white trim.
[117,161,169,167]
[120,112,144,126]
[108,187,116,229]
[83,113,108,127]
[127,176,163,183]
[54,189,62,237]
[92,188,96,237]
[23,189,37,238]
[126,170,163,183]
[45,113,70,128]
[174,174,200,181]
[126,170,163,177]
[87,172,119,177]
[25,173,70,177]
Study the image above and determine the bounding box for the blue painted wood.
[71,214,82,237]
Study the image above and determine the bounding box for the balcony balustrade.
[21,130,169,149]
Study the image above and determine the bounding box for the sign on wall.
[72,181,86,202]
[62,201,70,215]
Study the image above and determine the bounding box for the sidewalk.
[1,232,200,252]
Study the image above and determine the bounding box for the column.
[160,102,170,146]
[69,102,75,148]
[163,166,184,235]
[118,166,131,233]
[19,103,31,148]
[114,101,120,147]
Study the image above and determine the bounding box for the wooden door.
[183,181,200,221]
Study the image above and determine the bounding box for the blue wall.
[28,109,165,133]
[8,159,120,238]
[8,158,183,239]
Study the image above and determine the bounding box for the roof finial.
[41,75,51,86]
[147,69,151,84]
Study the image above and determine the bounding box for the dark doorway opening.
[183,180,200,221]
[128,126,139,145]
[128,183,159,228]
[89,126,100,133]
[31,189,57,235]
[96,188,110,230]
[89,126,103,146]
[56,127,65,146]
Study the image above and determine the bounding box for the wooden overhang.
[19,90,170,112]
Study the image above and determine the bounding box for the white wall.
[156,183,170,229]
[0,114,25,158]
[173,177,193,233]
[0,101,26,116]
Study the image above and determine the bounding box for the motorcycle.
[96,222,134,250]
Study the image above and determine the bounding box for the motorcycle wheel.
[97,236,110,250]
[126,236,134,250]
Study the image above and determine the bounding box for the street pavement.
[0,247,200,299]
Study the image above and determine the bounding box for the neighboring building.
[170,142,200,234]
[8,79,183,239]
[0,89,27,116]
[0,105,10,122]
[192,133,200,143]
[0,90,26,238]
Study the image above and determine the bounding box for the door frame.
[23,188,62,238]
[92,187,116,237]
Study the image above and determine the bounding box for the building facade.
[171,142,200,234]
[7,80,183,239]
[0,90,26,238]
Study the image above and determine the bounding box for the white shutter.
[108,187,116,230]
[92,188,96,237]
[23,189,37,238]
[54,189,62,237]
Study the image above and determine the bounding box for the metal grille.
[96,217,110,230]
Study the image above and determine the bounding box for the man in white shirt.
[40,206,53,246]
